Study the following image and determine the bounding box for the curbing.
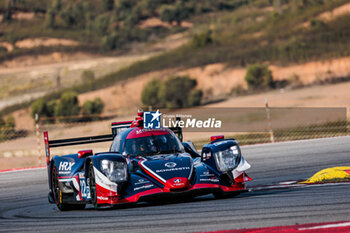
[301,166,350,184]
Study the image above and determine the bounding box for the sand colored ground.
[0,52,94,69]
[0,38,79,53]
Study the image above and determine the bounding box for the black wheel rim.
[52,166,60,206]
[89,165,97,206]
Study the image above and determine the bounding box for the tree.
[2,0,13,23]
[60,5,76,27]
[102,0,114,12]
[44,8,56,29]
[55,91,80,120]
[245,64,274,90]
[160,1,189,26]
[141,79,163,107]
[115,0,133,21]
[160,5,175,24]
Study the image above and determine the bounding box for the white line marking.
[299,222,350,230]
[140,161,166,183]
[0,166,45,174]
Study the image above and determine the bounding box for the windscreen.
[124,133,184,156]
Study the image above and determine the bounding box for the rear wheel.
[88,162,98,208]
[51,164,86,211]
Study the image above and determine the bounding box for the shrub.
[0,116,16,140]
[310,19,325,29]
[188,89,203,106]
[102,33,118,50]
[245,64,274,90]
[159,76,200,109]
[54,91,80,120]
[141,79,163,108]
[81,70,95,84]
[191,30,213,48]
[93,15,111,35]
[142,76,202,109]
[82,98,104,115]
[31,99,48,118]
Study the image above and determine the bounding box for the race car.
[44,112,252,210]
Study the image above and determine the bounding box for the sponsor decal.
[174,178,181,183]
[133,184,154,191]
[135,179,149,185]
[59,161,75,171]
[200,178,219,182]
[165,162,177,168]
[97,196,108,201]
[143,110,161,129]
[200,171,215,177]
[202,152,211,161]
[156,167,190,173]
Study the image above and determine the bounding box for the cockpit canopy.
[110,128,184,156]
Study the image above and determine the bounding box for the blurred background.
[0,0,350,169]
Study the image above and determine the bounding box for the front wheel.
[51,164,86,211]
[88,162,98,208]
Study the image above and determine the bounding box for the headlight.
[214,145,241,172]
[101,160,128,183]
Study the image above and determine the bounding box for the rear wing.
[43,131,113,166]
[43,116,183,167]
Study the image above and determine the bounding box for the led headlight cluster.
[101,160,128,183]
[214,145,241,172]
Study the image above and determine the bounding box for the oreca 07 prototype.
[44,112,251,210]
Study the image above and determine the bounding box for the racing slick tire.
[88,162,98,209]
[51,164,86,211]
[213,191,241,199]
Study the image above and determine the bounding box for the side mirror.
[182,141,200,158]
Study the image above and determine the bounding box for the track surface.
[1,136,350,232]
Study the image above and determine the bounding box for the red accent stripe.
[0,166,45,173]
[192,183,245,192]
[97,188,162,205]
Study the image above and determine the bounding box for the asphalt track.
[1,136,350,232]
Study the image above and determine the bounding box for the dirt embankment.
[79,56,350,115]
